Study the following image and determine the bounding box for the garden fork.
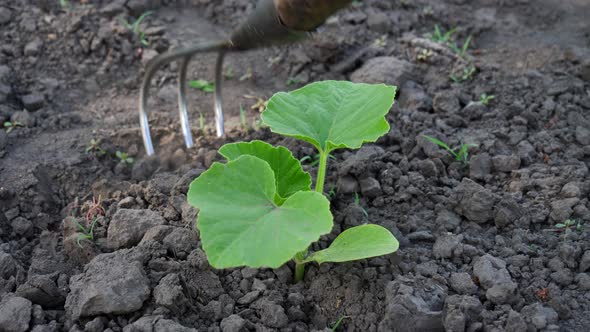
[139,0,352,155]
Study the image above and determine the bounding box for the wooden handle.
[274,0,352,31]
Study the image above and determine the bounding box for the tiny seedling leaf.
[422,135,452,152]
[303,224,398,264]
[187,155,333,269]
[262,81,395,153]
[218,141,312,201]
[189,79,215,92]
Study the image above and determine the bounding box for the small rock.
[398,82,432,112]
[459,102,486,120]
[575,126,590,145]
[359,177,382,198]
[10,217,33,237]
[161,228,198,259]
[0,296,32,332]
[419,159,438,177]
[580,251,590,272]
[494,196,524,228]
[517,140,537,166]
[454,178,496,224]
[141,49,159,67]
[84,317,107,332]
[220,314,246,332]
[521,303,558,330]
[433,91,460,113]
[433,234,463,259]
[350,56,414,88]
[443,295,482,332]
[492,155,521,172]
[473,254,513,290]
[10,110,35,127]
[107,209,166,249]
[469,153,491,180]
[486,282,517,304]
[15,275,65,308]
[0,7,12,25]
[336,175,359,194]
[122,316,197,332]
[561,182,581,198]
[187,248,209,270]
[237,291,260,305]
[449,272,477,295]
[99,0,126,17]
[0,129,7,150]
[549,198,579,222]
[367,11,389,33]
[24,38,43,57]
[0,252,22,280]
[576,273,590,290]
[21,94,44,112]
[505,310,527,331]
[153,274,188,314]
[254,300,288,328]
[379,292,444,331]
[64,249,151,319]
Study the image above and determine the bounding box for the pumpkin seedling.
[115,151,134,164]
[422,135,477,165]
[188,81,399,282]
[4,121,23,134]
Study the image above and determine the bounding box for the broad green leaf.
[187,155,333,269]
[303,224,398,264]
[219,141,311,201]
[262,81,396,153]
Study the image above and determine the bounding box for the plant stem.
[293,251,306,282]
[315,150,329,193]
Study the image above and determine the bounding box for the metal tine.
[214,51,226,137]
[177,55,193,149]
[140,40,228,156]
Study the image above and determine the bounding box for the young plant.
[115,150,134,164]
[354,193,369,219]
[86,138,106,156]
[552,219,583,241]
[59,0,71,11]
[331,315,351,331]
[479,93,495,105]
[72,218,99,248]
[448,35,472,58]
[189,79,215,93]
[422,135,477,165]
[120,11,153,46]
[425,25,456,43]
[450,65,476,83]
[188,81,399,282]
[4,121,23,134]
[199,112,205,130]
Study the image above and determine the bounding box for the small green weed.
[450,65,476,83]
[425,25,456,43]
[3,121,23,134]
[448,35,472,58]
[354,193,369,219]
[72,218,98,247]
[115,151,134,164]
[86,138,106,156]
[239,68,253,81]
[199,112,205,130]
[59,0,70,10]
[553,219,583,241]
[286,77,305,86]
[189,79,215,93]
[120,11,153,46]
[479,93,495,105]
[422,135,477,165]
[331,315,351,331]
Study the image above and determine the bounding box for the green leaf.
[262,81,395,153]
[422,135,452,152]
[219,141,312,201]
[187,155,333,269]
[189,79,214,92]
[303,224,398,264]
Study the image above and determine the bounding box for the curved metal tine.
[214,51,226,137]
[178,56,193,148]
[139,40,226,156]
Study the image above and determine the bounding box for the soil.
[1,0,589,331]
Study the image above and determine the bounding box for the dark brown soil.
[1,0,589,331]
